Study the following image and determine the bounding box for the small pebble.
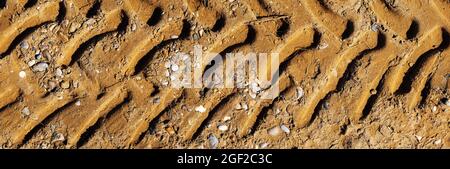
[28,60,37,67]
[319,43,329,49]
[170,75,177,81]
[250,82,261,93]
[431,106,437,112]
[208,134,218,148]
[20,41,29,49]
[370,89,377,95]
[161,80,169,86]
[61,81,70,89]
[296,87,304,100]
[164,62,171,68]
[371,23,379,31]
[235,103,242,110]
[73,81,79,88]
[434,139,442,145]
[49,24,57,31]
[218,124,228,132]
[195,105,206,113]
[223,116,231,122]
[47,81,57,91]
[33,62,48,72]
[131,23,137,31]
[171,64,179,72]
[249,92,257,99]
[171,35,179,39]
[19,71,26,78]
[323,102,330,110]
[22,107,31,117]
[51,133,65,143]
[75,100,81,106]
[280,125,290,134]
[164,70,170,77]
[69,23,80,33]
[153,97,161,104]
[268,126,282,137]
[259,143,269,148]
[199,29,205,37]
[275,109,281,114]
[241,103,248,110]
[415,135,422,141]
[192,33,199,40]
[55,68,63,77]
[85,18,96,25]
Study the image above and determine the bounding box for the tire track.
[0,1,60,55]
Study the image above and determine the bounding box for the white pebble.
[249,92,257,99]
[218,125,228,132]
[75,100,81,106]
[22,107,31,116]
[415,135,422,141]
[85,18,96,25]
[19,71,26,78]
[319,43,329,49]
[20,41,29,49]
[434,139,442,145]
[296,87,304,100]
[250,82,261,93]
[161,80,169,86]
[223,116,231,122]
[171,35,179,39]
[28,60,36,67]
[171,64,179,71]
[195,105,206,113]
[33,62,48,72]
[268,126,282,137]
[241,102,248,110]
[280,125,290,134]
[259,143,269,148]
[131,23,137,31]
[164,62,171,68]
[431,106,437,112]
[170,75,176,81]
[208,134,218,148]
[164,70,170,77]
[371,23,379,32]
[51,133,65,143]
[275,109,281,114]
[55,68,63,77]
[235,103,242,110]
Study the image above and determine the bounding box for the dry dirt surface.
[0,0,449,149]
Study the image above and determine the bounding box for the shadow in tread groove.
[406,20,419,40]
[76,96,130,148]
[396,29,449,94]
[0,23,48,58]
[147,7,163,27]
[86,0,101,18]
[0,1,6,9]
[24,0,38,9]
[135,92,184,146]
[20,100,77,148]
